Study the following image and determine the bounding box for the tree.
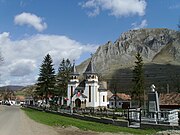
[55,58,72,104]
[131,52,144,107]
[36,54,56,104]
[2,89,15,101]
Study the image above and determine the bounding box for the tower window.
[71,86,73,97]
[103,95,105,102]
[89,86,91,102]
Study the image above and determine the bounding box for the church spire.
[84,54,97,75]
[70,60,79,75]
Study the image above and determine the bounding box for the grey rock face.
[91,28,179,73]
[77,28,180,91]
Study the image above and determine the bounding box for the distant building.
[25,96,34,105]
[16,95,25,102]
[109,93,131,109]
[159,92,180,109]
[67,58,108,108]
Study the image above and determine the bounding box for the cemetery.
[24,58,180,130]
[128,84,179,128]
[26,84,180,130]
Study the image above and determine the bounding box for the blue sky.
[0,0,179,86]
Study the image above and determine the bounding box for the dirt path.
[0,105,132,135]
[0,105,59,135]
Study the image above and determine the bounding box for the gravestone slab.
[148,84,160,112]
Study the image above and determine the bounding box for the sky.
[0,0,179,86]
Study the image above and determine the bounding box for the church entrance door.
[75,98,81,108]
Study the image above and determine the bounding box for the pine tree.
[55,59,72,101]
[132,52,144,107]
[36,54,56,104]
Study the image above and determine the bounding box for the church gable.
[72,91,87,101]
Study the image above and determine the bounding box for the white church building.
[67,59,108,108]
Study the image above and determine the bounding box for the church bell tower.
[83,56,99,107]
[67,61,79,106]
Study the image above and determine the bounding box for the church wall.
[67,82,79,106]
[84,81,99,108]
[99,91,108,107]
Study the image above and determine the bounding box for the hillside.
[0,85,24,91]
[77,28,180,93]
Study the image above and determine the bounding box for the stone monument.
[148,84,160,123]
[148,84,160,112]
[138,84,180,125]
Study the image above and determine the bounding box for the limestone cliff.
[77,28,180,92]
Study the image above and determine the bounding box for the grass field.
[22,108,157,135]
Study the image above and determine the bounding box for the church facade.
[67,59,108,108]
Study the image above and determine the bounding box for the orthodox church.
[67,59,108,108]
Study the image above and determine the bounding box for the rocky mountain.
[77,28,180,93]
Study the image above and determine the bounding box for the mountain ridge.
[0,85,24,91]
[77,28,180,92]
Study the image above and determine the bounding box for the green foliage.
[23,108,157,135]
[55,58,72,97]
[36,54,56,103]
[132,52,144,107]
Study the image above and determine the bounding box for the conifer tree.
[55,59,72,100]
[36,54,56,104]
[132,52,144,107]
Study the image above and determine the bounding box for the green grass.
[22,108,157,135]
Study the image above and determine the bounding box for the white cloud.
[131,19,148,30]
[80,0,147,17]
[0,32,98,86]
[9,59,36,76]
[14,12,47,32]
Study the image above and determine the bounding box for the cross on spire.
[70,59,79,75]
